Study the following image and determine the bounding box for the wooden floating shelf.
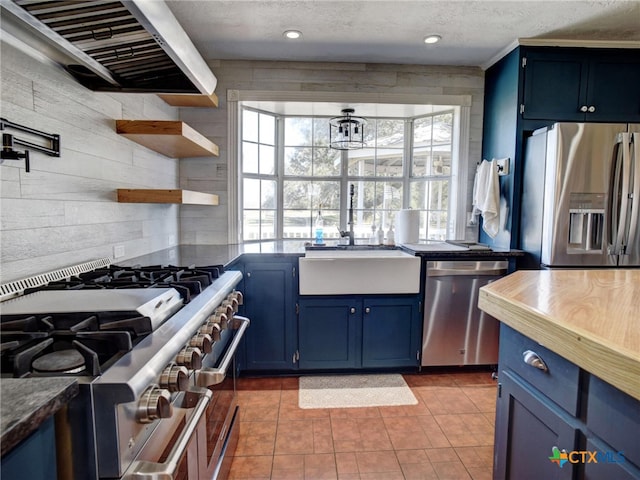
[157,93,219,108]
[117,189,219,205]
[116,120,219,158]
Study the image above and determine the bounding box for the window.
[240,106,457,242]
[241,110,277,239]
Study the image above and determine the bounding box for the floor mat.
[298,374,418,409]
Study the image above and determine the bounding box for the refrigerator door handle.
[625,133,640,253]
[608,140,622,255]
[608,133,631,256]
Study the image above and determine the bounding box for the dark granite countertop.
[1,377,78,456]
[120,241,523,268]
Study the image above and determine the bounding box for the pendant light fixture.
[329,108,367,150]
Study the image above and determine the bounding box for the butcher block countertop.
[478,269,640,401]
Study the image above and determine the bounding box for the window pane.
[260,210,276,239]
[259,113,275,145]
[283,180,311,209]
[376,148,403,177]
[321,210,340,238]
[348,149,375,176]
[243,210,260,240]
[433,113,453,144]
[261,180,276,209]
[412,147,430,177]
[428,211,448,240]
[376,119,404,148]
[429,180,449,210]
[314,118,330,146]
[285,117,312,146]
[352,209,376,238]
[353,181,376,209]
[414,117,433,144]
[242,110,258,142]
[284,147,312,176]
[313,147,341,176]
[409,181,427,209]
[432,146,451,175]
[313,181,340,210]
[363,121,375,147]
[243,178,260,208]
[378,181,403,211]
[242,142,258,174]
[259,145,275,175]
[283,210,311,239]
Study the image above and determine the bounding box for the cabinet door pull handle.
[350,307,356,314]
[522,350,548,372]
[580,105,588,113]
[588,105,596,113]
[365,307,371,314]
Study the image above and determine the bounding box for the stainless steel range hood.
[0,0,217,95]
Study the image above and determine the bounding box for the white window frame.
[227,90,471,243]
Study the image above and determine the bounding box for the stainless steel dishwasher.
[421,260,508,366]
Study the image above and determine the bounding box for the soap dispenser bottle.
[385,225,395,246]
[370,224,378,245]
[314,207,324,245]
[377,225,384,245]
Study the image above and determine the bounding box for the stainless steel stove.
[0,259,249,480]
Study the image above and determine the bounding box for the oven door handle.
[196,315,250,387]
[122,387,212,480]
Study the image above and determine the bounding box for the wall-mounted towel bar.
[477,158,509,176]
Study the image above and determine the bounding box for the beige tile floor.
[229,371,497,479]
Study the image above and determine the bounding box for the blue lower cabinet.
[362,297,420,368]
[494,370,579,480]
[298,297,360,369]
[494,325,640,480]
[298,295,421,370]
[1,417,57,480]
[241,260,297,371]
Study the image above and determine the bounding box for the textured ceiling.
[167,0,640,67]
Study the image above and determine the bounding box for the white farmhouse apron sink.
[299,249,421,295]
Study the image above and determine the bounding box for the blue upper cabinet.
[481,44,640,250]
[521,48,640,122]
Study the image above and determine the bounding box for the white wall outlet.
[113,244,125,259]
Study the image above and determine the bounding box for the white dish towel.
[473,159,500,238]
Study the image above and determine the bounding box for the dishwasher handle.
[426,260,508,277]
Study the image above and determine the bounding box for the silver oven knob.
[137,386,172,423]
[230,290,244,306]
[159,364,189,392]
[199,321,221,341]
[190,333,213,353]
[216,303,233,318]
[223,296,239,313]
[176,346,202,370]
[211,311,228,330]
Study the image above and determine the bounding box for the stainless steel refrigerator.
[521,122,640,268]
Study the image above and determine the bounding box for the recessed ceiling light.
[284,30,302,40]
[424,35,442,44]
